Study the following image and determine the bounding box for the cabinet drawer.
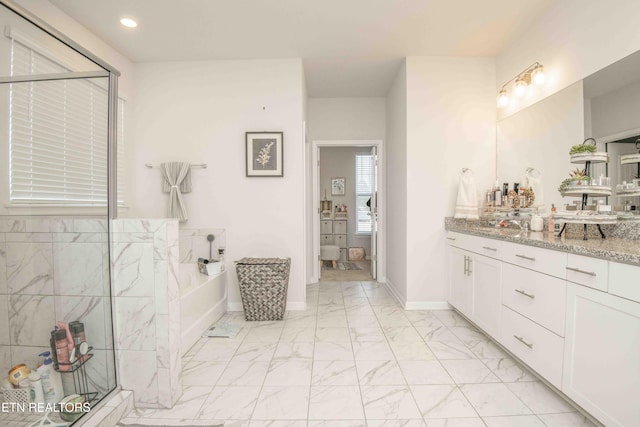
[334,234,347,248]
[566,254,608,292]
[502,263,566,336]
[339,248,347,262]
[609,262,640,303]
[500,305,564,388]
[503,241,567,278]
[320,235,334,245]
[333,220,347,234]
[320,221,333,234]
[446,231,469,249]
[465,234,503,258]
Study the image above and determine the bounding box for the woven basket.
[0,388,30,404]
[235,257,291,321]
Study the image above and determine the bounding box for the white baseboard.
[384,279,452,310]
[227,301,307,312]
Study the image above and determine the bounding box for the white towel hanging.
[160,161,191,222]
[454,169,479,219]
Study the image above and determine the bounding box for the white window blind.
[9,37,124,206]
[355,154,374,233]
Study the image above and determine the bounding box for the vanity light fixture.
[497,62,545,108]
[120,17,138,28]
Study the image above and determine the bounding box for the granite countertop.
[444,217,640,266]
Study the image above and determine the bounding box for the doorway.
[311,140,384,283]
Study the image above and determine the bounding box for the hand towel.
[454,169,479,219]
[160,161,191,222]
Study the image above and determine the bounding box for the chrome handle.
[516,254,536,261]
[447,237,456,241]
[515,289,535,299]
[467,258,473,275]
[566,267,596,277]
[513,335,534,349]
[463,256,469,275]
[482,246,497,251]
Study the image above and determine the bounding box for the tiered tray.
[621,153,640,165]
[563,184,612,198]
[570,152,609,164]
[554,212,618,225]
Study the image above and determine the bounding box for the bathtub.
[179,263,227,356]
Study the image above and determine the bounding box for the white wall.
[385,62,408,301]
[497,0,640,120]
[129,59,306,309]
[319,147,372,255]
[403,56,496,307]
[307,98,386,141]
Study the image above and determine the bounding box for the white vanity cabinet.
[447,229,640,426]
[563,283,640,427]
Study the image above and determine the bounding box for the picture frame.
[246,132,283,177]
[331,177,346,196]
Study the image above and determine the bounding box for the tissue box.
[198,260,224,276]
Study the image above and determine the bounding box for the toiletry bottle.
[37,351,64,404]
[503,183,509,198]
[69,321,88,362]
[493,181,502,207]
[28,371,45,404]
[218,248,226,271]
[52,328,71,371]
[548,204,556,237]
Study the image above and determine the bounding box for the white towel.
[454,170,479,219]
[523,169,544,209]
[160,162,191,222]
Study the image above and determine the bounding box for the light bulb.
[497,89,509,108]
[514,77,528,97]
[120,17,138,28]
[532,65,545,85]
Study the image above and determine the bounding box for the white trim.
[310,139,385,283]
[385,278,406,307]
[597,127,640,144]
[227,302,243,311]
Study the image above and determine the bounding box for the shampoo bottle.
[548,204,556,236]
[28,371,45,404]
[37,351,64,404]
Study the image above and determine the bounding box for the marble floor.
[120,281,599,427]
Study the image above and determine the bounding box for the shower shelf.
[55,348,98,405]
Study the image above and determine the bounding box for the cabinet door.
[334,234,347,249]
[320,235,334,245]
[320,220,333,234]
[449,247,472,317]
[563,283,640,427]
[333,220,347,234]
[471,255,501,338]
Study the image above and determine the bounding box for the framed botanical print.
[246,132,283,177]
[331,177,345,196]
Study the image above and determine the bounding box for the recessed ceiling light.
[120,17,138,28]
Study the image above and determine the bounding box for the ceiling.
[49,0,557,97]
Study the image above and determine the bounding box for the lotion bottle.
[37,351,64,404]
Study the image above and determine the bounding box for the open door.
[370,146,378,280]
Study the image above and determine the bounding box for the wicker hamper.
[235,257,291,321]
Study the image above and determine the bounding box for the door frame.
[310,139,385,283]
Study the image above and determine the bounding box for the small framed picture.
[246,132,283,177]
[331,177,346,196]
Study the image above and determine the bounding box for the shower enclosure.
[0,1,119,425]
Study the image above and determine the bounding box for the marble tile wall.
[179,228,226,264]
[111,219,181,409]
[0,216,116,402]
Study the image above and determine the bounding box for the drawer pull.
[482,246,497,251]
[447,237,456,241]
[513,335,534,349]
[566,266,596,277]
[514,289,535,299]
[515,254,536,261]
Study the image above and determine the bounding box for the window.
[355,154,374,233]
[8,34,124,206]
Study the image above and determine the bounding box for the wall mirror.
[497,48,640,213]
